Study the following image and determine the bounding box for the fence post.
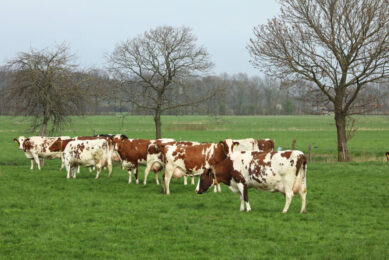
[308,144,312,162]
[292,139,296,150]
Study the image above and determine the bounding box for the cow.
[196,150,307,213]
[63,139,114,179]
[386,152,389,163]
[144,141,199,185]
[222,138,274,154]
[49,135,120,173]
[112,134,175,184]
[13,136,71,170]
[161,142,227,195]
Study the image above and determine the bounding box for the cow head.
[14,136,26,150]
[112,134,128,151]
[258,139,274,152]
[196,168,215,194]
[111,151,121,162]
[222,139,240,154]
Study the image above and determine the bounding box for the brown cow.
[144,141,200,185]
[161,142,227,195]
[112,134,175,184]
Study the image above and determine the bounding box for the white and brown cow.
[50,135,121,173]
[196,150,307,213]
[223,138,274,153]
[112,134,175,184]
[144,141,200,185]
[161,142,227,195]
[13,136,71,170]
[63,139,114,179]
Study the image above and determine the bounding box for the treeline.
[1,67,388,116]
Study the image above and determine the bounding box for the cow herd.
[14,134,307,213]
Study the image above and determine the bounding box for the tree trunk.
[41,120,48,136]
[154,108,162,139]
[334,111,350,162]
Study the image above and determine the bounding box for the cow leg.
[163,166,174,195]
[282,191,294,213]
[184,175,188,185]
[237,182,251,212]
[299,175,307,213]
[95,166,102,179]
[143,164,151,185]
[107,161,113,177]
[89,166,93,173]
[72,167,77,178]
[191,176,195,185]
[77,166,80,174]
[214,183,222,193]
[66,164,71,179]
[32,154,41,170]
[282,178,296,213]
[40,158,45,167]
[154,170,160,185]
[60,155,65,170]
[135,165,139,184]
[128,169,132,184]
[30,159,34,170]
[161,173,165,193]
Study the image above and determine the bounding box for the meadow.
[0,115,388,259]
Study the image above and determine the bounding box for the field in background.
[1,115,389,163]
[0,115,388,259]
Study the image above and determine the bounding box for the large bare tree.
[107,26,214,138]
[247,0,389,161]
[6,43,85,135]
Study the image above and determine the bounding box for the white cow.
[14,136,71,170]
[63,139,113,179]
[196,150,307,213]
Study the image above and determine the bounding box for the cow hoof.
[300,209,307,214]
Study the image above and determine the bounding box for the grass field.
[0,115,388,259]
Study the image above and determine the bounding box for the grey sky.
[0,0,280,76]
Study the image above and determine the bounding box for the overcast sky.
[0,0,280,76]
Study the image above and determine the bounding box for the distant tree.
[248,0,389,161]
[6,43,85,135]
[107,26,214,138]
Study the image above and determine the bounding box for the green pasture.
[0,115,388,259]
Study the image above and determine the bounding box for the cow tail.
[292,153,307,195]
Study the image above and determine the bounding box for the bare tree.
[248,0,389,161]
[6,43,85,135]
[107,26,214,138]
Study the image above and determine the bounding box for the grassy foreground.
[0,115,388,259]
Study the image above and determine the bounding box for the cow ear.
[13,138,18,143]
